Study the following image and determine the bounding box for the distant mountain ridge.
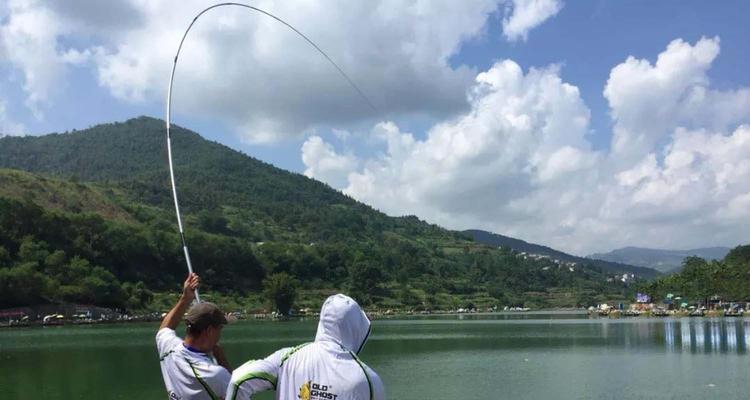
[463,229,660,278]
[588,246,732,273]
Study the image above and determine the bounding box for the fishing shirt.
[157,328,231,400]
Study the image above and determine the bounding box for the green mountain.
[589,246,731,273]
[0,117,634,310]
[465,230,660,278]
[639,246,750,303]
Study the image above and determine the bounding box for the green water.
[1,313,748,399]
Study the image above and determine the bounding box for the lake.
[1,312,748,399]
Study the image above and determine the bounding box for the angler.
[227,294,385,400]
[157,273,232,400]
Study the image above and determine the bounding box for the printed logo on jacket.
[299,380,339,400]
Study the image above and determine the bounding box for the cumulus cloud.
[103,1,505,142]
[0,0,140,118]
[2,1,570,142]
[604,37,750,163]
[307,60,598,238]
[0,98,25,136]
[1,0,507,142]
[303,38,750,254]
[601,125,750,251]
[502,0,563,42]
[301,135,358,188]
[0,0,66,117]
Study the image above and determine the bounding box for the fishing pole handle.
[183,244,201,303]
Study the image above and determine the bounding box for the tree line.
[0,195,632,312]
[638,245,750,304]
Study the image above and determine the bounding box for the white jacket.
[227,294,385,400]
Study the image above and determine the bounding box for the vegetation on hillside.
[638,245,750,304]
[465,229,660,277]
[0,118,638,312]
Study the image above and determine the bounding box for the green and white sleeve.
[226,348,287,400]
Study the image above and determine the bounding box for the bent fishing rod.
[165,2,377,302]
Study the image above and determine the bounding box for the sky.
[1,0,749,256]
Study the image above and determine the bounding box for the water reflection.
[665,320,675,350]
[662,318,748,353]
[726,319,737,351]
[680,319,691,351]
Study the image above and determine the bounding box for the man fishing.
[227,293,385,400]
[157,273,232,400]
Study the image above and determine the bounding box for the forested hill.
[0,117,634,311]
[0,116,361,225]
[1,117,446,242]
[465,230,660,278]
[639,245,750,303]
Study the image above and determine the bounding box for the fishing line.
[165,2,377,302]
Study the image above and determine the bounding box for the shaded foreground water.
[1,312,748,399]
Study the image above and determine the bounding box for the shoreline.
[4,308,749,329]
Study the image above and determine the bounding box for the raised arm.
[226,348,288,400]
[160,273,200,330]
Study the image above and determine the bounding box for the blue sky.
[1,0,749,254]
[4,1,748,170]
[454,1,750,150]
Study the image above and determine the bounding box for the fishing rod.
[165,2,377,302]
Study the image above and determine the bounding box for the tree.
[487,280,507,302]
[263,272,299,315]
[398,286,421,308]
[17,237,50,265]
[0,264,52,307]
[680,256,713,302]
[197,210,231,235]
[724,245,750,301]
[0,245,10,266]
[123,281,154,310]
[347,262,383,306]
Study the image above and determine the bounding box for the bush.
[263,272,299,315]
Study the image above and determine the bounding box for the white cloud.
[2,0,570,143]
[303,38,750,255]
[502,0,563,42]
[719,191,750,221]
[604,37,750,164]
[0,0,136,118]
[302,135,358,189]
[0,1,506,140]
[0,98,25,136]
[332,128,351,141]
[0,0,65,117]
[307,59,596,231]
[61,1,504,143]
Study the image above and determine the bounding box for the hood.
[315,294,371,354]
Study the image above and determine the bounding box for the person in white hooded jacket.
[227,294,385,400]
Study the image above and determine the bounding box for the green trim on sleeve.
[230,371,278,400]
[187,360,220,400]
[280,342,312,367]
